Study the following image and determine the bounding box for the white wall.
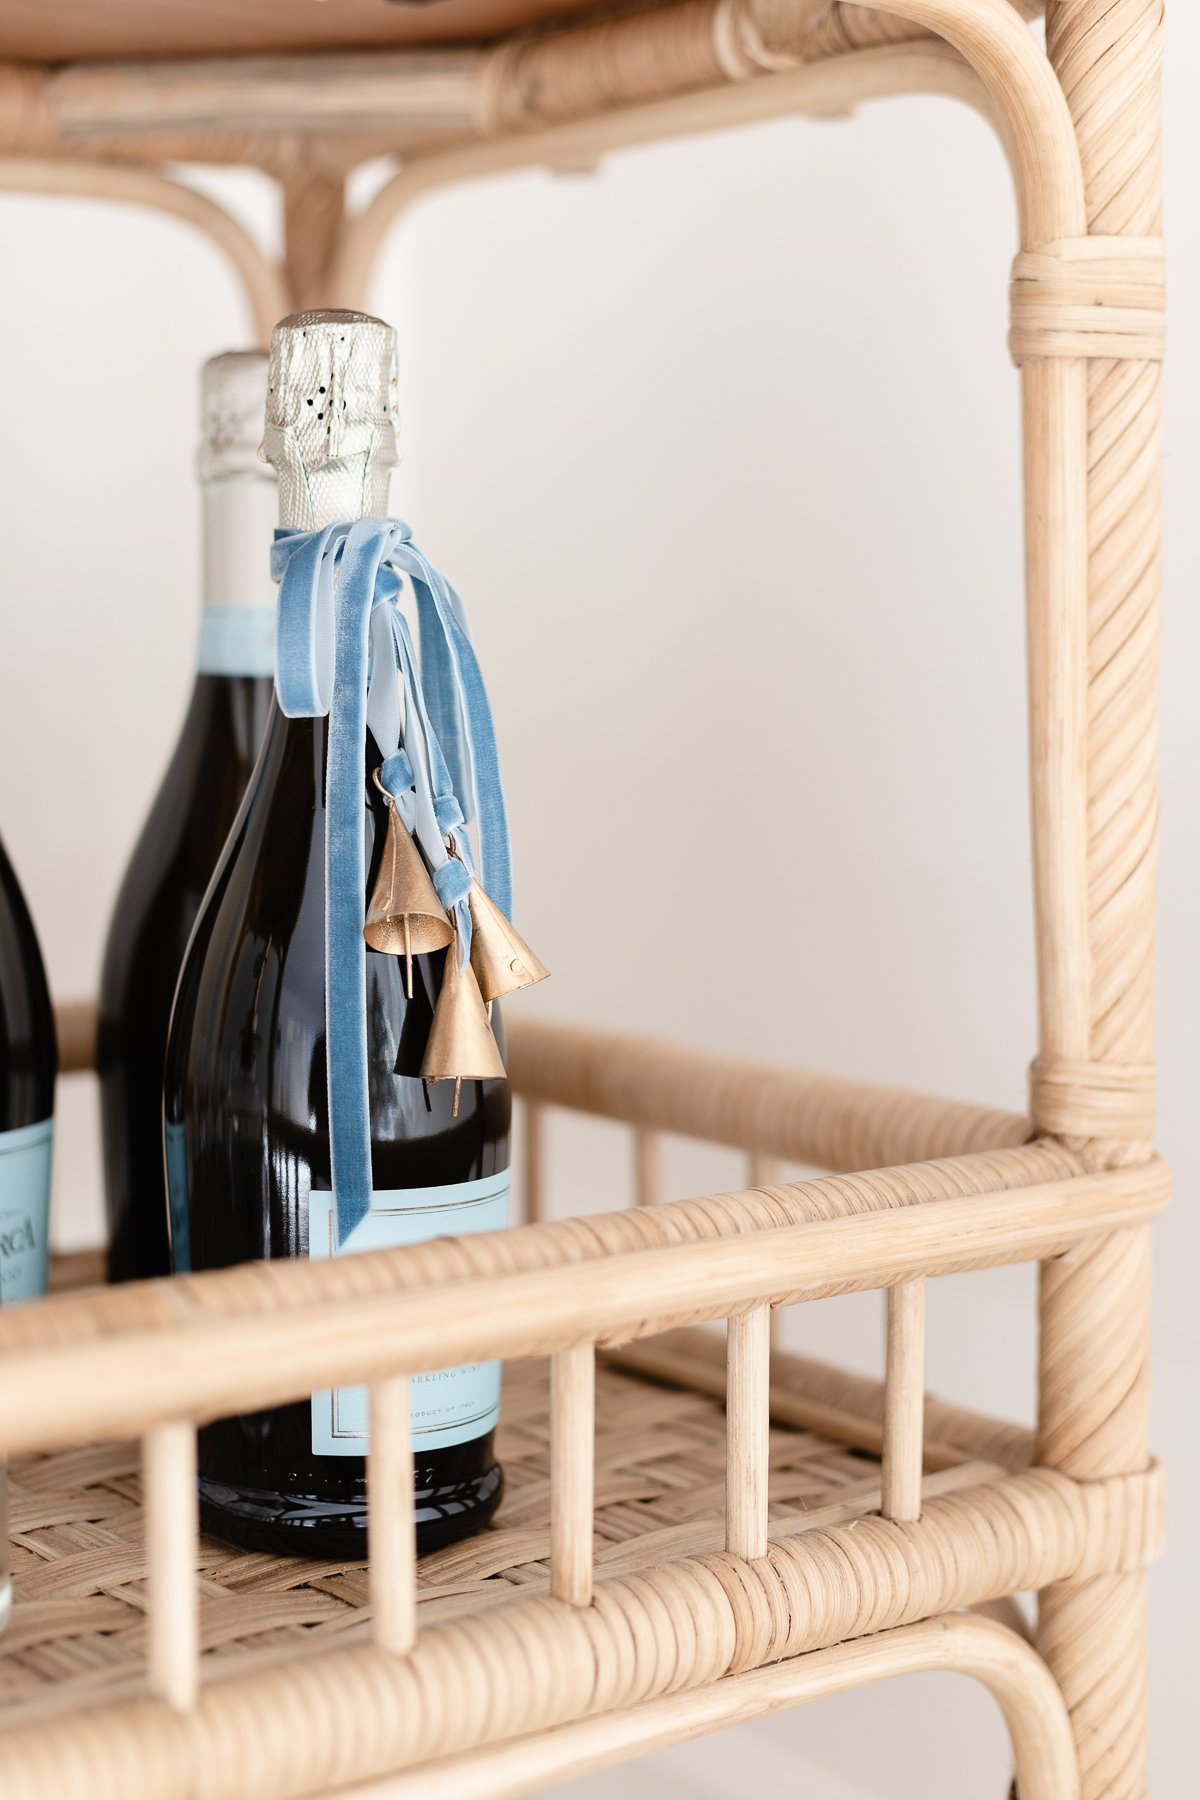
[0,15,1193,1793]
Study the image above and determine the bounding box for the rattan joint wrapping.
[1010,235,1166,364]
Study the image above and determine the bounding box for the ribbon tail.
[325,522,398,1246]
[391,612,474,967]
[411,564,513,921]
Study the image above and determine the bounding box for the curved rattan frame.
[340,1613,1081,1800]
[0,157,289,340]
[0,3,1165,1798]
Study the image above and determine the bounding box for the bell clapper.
[404,914,413,1000]
[452,1076,462,1119]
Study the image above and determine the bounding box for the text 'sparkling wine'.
[165,312,521,1560]
[0,832,56,1307]
[100,352,276,1284]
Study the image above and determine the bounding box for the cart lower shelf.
[2,1340,895,1717]
[0,1104,1168,1800]
[0,1310,1135,1726]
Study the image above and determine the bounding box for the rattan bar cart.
[0,2,1167,1796]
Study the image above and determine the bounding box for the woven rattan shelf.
[0,2,1167,1797]
[0,1334,1027,1715]
[0,1007,1169,1799]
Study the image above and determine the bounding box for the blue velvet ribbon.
[271,518,512,1244]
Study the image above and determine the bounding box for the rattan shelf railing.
[0,1004,1166,1800]
[0,2,1167,1797]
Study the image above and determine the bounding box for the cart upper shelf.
[0,0,1046,157]
[0,0,631,64]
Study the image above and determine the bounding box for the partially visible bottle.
[0,829,56,1309]
[0,1437,8,1637]
[99,352,276,1284]
[0,1261,7,1635]
[165,312,510,1560]
[1,673,58,1641]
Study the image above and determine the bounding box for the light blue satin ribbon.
[271,518,512,1244]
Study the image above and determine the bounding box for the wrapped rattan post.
[881,1277,925,1521]
[1033,7,1165,1798]
[550,1343,595,1606]
[370,1377,416,1655]
[143,1421,199,1711]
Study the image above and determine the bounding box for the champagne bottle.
[165,312,510,1559]
[99,352,276,1284]
[0,829,56,1307]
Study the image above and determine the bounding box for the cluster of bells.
[363,769,548,1100]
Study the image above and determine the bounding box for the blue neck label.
[308,1167,509,1455]
[198,605,276,679]
[0,1118,53,1304]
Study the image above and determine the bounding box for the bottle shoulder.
[101,676,273,1005]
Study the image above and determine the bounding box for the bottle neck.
[276,451,393,532]
[197,470,278,681]
[266,443,393,753]
[202,471,278,609]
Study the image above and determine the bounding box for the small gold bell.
[364,772,453,998]
[421,933,507,1110]
[467,882,550,1003]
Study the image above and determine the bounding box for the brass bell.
[467,881,550,1003]
[364,771,452,998]
[421,932,506,1112]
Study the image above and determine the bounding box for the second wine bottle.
[100,352,276,1284]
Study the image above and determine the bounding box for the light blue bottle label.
[308,1168,509,1456]
[0,1118,53,1304]
[164,1120,191,1273]
[197,605,276,678]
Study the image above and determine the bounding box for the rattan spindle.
[522,1100,546,1225]
[550,1343,596,1606]
[633,1127,663,1207]
[748,1155,784,1345]
[881,1276,926,1522]
[725,1303,771,1559]
[748,1153,782,1190]
[369,1377,417,1655]
[142,1420,199,1712]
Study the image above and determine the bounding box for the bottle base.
[197,1460,503,1561]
